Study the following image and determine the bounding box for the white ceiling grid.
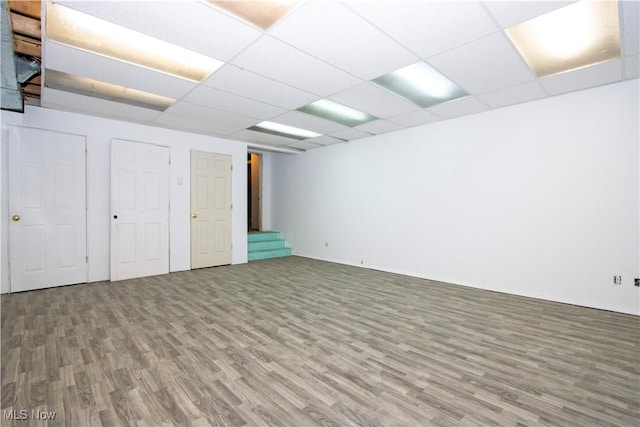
[41,0,639,151]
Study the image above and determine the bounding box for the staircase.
[248,231,292,261]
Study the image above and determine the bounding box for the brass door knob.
[191,213,198,219]
[11,215,20,222]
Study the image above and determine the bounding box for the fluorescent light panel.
[297,99,377,127]
[47,2,223,82]
[373,62,468,108]
[205,1,299,30]
[247,142,304,154]
[248,121,321,140]
[45,69,175,111]
[505,0,620,78]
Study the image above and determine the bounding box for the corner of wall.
[1,116,12,293]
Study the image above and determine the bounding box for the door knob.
[191,213,198,219]
[11,214,20,222]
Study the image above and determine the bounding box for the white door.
[190,151,232,269]
[8,126,87,292]
[111,139,169,281]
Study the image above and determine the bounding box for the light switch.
[177,177,183,185]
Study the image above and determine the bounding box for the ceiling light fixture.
[372,62,468,108]
[204,1,300,30]
[45,69,175,111]
[505,0,620,78]
[248,121,321,140]
[297,99,378,127]
[46,2,223,82]
[247,142,304,154]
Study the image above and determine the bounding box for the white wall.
[271,79,640,315]
[1,106,248,293]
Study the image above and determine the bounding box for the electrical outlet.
[613,275,622,285]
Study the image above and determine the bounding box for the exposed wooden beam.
[7,1,41,19]
[22,83,41,96]
[10,12,40,39]
[14,34,41,57]
[30,75,41,85]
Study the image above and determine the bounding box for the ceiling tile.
[286,140,324,150]
[428,32,535,95]
[231,36,362,96]
[477,81,548,109]
[329,128,374,141]
[203,65,318,110]
[165,101,259,128]
[153,113,240,136]
[42,88,162,122]
[624,55,639,79]
[540,59,623,95]
[388,110,442,128]
[329,83,420,119]
[41,0,635,142]
[183,85,286,120]
[348,1,498,58]
[622,0,640,57]
[427,97,490,119]
[271,111,349,134]
[307,135,346,146]
[355,119,404,135]
[482,1,575,28]
[45,42,195,99]
[231,129,300,146]
[270,1,418,80]
[55,0,261,61]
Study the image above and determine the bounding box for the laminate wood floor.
[1,256,639,426]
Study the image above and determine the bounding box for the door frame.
[7,124,89,292]
[248,151,262,232]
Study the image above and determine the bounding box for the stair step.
[248,240,285,251]
[248,247,292,261]
[248,231,280,242]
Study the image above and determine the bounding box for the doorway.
[247,152,261,231]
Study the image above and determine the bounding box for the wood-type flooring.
[1,256,639,426]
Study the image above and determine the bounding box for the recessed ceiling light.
[372,62,468,108]
[45,69,175,111]
[46,2,223,82]
[205,1,300,30]
[505,0,620,78]
[248,121,321,140]
[297,99,378,127]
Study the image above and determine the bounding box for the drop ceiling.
[38,0,639,151]
[5,0,42,106]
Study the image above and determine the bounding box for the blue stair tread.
[248,240,286,251]
[248,231,281,242]
[248,247,292,261]
[249,247,291,255]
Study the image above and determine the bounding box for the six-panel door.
[8,126,87,292]
[111,139,170,281]
[190,151,232,269]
